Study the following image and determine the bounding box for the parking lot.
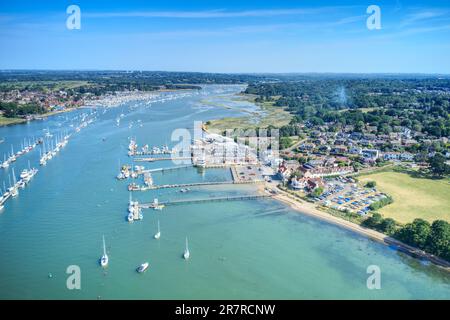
[233,165,265,183]
[313,176,388,215]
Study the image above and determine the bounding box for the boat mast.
[102,235,107,256]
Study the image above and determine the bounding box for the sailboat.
[1,154,9,168]
[183,237,190,260]
[100,235,109,267]
[154,220,161,239]
[10,169,18,197]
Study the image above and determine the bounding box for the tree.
[365,181,377,188]
[280,137,293,150]
[363,212,383,229]
[428,153,449,177]
[426,220,450,261]
[354,120,365,132]
[311,187,324,198]
[395,219,431,249]
[379,218,397,235]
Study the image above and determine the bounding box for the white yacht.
[154,220,161,239]
[1,155,9,168]
[100,235,109,267]
[29,167,38,180]
[183,237,190,260]
[10,170,19,197]
[20,169,30,180]
[136,262,149,273]
[9,186,18,198]
[128,194,136,213]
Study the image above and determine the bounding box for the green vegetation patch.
[358,171,450,223]
[206,95,292,132]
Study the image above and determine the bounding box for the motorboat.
[100,235,109,267]
[154,220,161,239]
[183,237,190,260]
[136,262,149,273]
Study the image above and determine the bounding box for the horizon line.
[1,69,450,76]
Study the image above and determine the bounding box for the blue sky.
[0,0,450,73]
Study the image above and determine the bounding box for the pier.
[139,194,272,208]
[147,165,193,173]
[129,149,191,156]
[129,179,263,191]
[133,157,191,162]
[131,150,173,156]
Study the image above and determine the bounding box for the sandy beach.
[268,185,450,271]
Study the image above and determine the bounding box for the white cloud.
[401,9,450,27]
[83,7,351,19]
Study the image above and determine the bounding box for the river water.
[0,85,448,299]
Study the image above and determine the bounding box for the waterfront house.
[290,176,325,191]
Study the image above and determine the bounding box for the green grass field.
[0,116,26,126]
[358,171,450,223]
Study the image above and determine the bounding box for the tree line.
[363,214,450,261]
[245,79,450,138]
[0,101,45,118]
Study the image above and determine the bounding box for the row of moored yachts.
[1,113,97,211]
[0,163,38,210]
[1,138,43,169]
[39,134,70,166]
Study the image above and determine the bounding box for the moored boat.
[100,235,109,267]
[136,262,149,273]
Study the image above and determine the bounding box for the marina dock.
[147,165,193,173]
[133,157,191,162]
[128,179,263,191]
[139,194,272,208]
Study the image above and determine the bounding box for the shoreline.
[201,96,450,272]
[269,187,450,271]
[0,108,79,127]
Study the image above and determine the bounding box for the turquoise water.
[0,85,449,299]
